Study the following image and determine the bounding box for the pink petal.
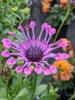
[46,25,51,32]
[44,48,52,55]
[16,66,23,73]
[49,28,56,35]
[24,67,32,76]
[2,38,11,48]
[34,66,42,75]
[41,23,48,30]
[58,39,68,48]
[1,50,10,57]
[30,21,36,28]
[43,68,51,76]
[50,65,57,74]
[8,32,16,35]
[18,25,24,32]
[6,57,16,65]
[55,53,69,60]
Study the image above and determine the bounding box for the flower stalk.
[31,74,37,100]
[54,2,71,41]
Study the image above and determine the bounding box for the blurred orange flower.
[61,38,74,57]
[59,0,68,8]
[42,0,52,13]
[53,60,73,81]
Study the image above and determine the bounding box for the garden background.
[0,0,75,100]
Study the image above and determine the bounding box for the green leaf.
[34,84,47,96]
[41,94,58,100]
[16,88,29,96]
[0,87,7,98]
[58,68,63,73]
[41,95,50,100]
[36,75,43,85]
[14,95,30,100]
[14,88,30,100]
[0,98,8,100]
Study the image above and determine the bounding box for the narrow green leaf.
[34,84,47,96]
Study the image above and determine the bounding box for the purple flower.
[70,0,75,3]
[2,21,69,75]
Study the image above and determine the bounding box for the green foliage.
[0,0,30,64]
[40,86,59,100]
[47,4,75,27]
[0,1,75,100]
[34,84,47,96]
[14,88,31,100]
[69,58,75,66]
[0,0,30,35]
[0,72,59,100]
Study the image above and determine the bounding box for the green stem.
[54,4,71,42]
[6,81,10,100]
[12,74,22,98]
[31,74,37,100]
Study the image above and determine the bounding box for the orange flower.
[53,60,73,81]
[43,0,52,3]
[60,0,68,4]
[61,38,74,57]
[61,38,72,51]
[42,0,52,13]
[59,0,68,8]
[42,3,50,13]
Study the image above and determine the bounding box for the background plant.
[0,0,75,100]
[0,0,30,64]
[46,1,75,27]
[0,0,30,41]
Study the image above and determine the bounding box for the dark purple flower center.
[26,46,43,62]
